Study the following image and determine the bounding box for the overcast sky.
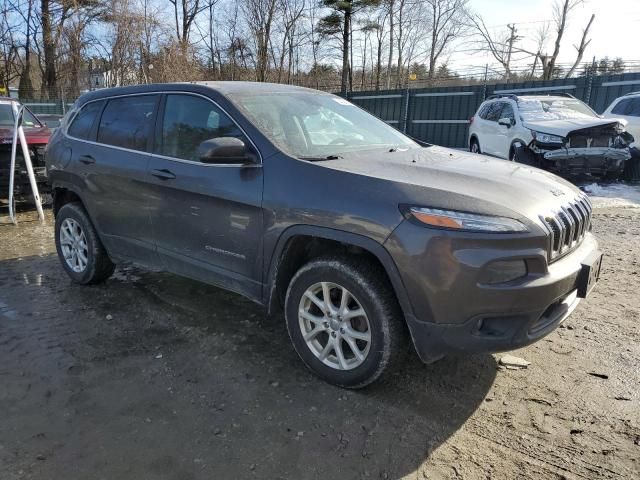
[448,0,640,71]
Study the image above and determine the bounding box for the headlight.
[405,207,528,233]
[532,131,564,144]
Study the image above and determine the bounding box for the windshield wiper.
[299,154,344,162]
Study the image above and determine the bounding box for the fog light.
[480,260,527,285]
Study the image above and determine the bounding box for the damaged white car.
[468,93,634,177]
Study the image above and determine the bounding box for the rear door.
[146,93,264,299]
[477,101,503,155]
[68,94,160,266]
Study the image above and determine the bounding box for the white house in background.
[89,68,139,89]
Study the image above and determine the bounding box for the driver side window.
[159,94,245,162]
[483,102,503,122]
[500,103,515,123]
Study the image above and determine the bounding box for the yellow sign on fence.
[0,86,7,96]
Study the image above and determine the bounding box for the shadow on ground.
[0,253,496,480]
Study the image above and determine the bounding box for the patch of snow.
[581,183,640,209]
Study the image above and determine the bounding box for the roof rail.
[486,94,518,101]
[487,92,577,101]
[623,91,640,97]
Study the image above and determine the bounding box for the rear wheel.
[285,255,406,388]
[55,202,115,284]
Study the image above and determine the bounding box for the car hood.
[0,125,51,145]
[322,146,582,222]
[522,117,627,137]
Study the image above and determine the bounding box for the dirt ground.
[0,203,638,480]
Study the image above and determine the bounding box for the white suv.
[603,91,640,145]
[468,94,634,177]
[603,92,640,180]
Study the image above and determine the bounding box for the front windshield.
[0,103,42,128]
[517,98,597,122]
[230,91,417,158]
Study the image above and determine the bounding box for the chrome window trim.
[63,90,263,167]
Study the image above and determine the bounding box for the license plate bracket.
[577,251,603,298]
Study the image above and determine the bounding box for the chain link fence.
[8,69,640,149]
[344,71,640,148]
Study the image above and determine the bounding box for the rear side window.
[68,101,104,140]
[477,103,490,119]
[97,95,158,151]
[628,99,640,116]
[611,99,631,115]
[159,94,245,162]
[613,97,640,117]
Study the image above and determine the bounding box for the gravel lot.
[1,200,638,480]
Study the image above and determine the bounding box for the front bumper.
[384,221,600,363]
[540,147,630,175]
[0,165,48,196]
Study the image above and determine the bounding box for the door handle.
[79,155,95,165]
[151,168,176,180]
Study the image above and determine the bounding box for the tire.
[55,202,115,284]
[510,144,538,166]
[623,149,640,182]
[470,138,481,154]
[285,255,406,388]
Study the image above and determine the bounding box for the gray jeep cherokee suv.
[46,82,602,388]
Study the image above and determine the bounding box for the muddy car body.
[469,93,633,176]
[46,83,603,388]
[0,98,51,198]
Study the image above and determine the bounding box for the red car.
[0,97,51,201]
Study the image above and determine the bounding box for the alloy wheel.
[59,218,89,273]
[298,282,371,370]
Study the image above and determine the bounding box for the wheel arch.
[52,184,84,216]
[265,225,414,322]
[509,138,530,155]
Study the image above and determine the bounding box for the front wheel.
[510,144,538,166]
[285,256,406,388]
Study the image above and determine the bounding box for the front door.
[147,93,264,299]
[495,102,516,159]
[481,101,505,156]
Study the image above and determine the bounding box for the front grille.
[541,195,592,261]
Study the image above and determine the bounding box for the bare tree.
[539,0,582,80]
[0,2,21,91]
[564,13,594,78]
[168,0,206,46]
[425,0,468,80]
[243,0,278,82]
[275,0,305,83]
[466,14,522,79]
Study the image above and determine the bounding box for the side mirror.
[498,117,514,128]
[198,137,254,164]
